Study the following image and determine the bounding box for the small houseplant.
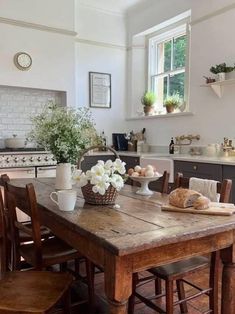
[141,91,156,116]
[210,63,234,81]
[29,103,98,189]
[164,93,181,113]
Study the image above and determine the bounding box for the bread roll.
[193,196,210,210]
[169,188,202,208]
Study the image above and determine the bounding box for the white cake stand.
[130,174,162,196]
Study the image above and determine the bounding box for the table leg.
[104,252,132,314]
[221,245,235,314]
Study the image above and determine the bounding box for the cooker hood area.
[0,85,67,148]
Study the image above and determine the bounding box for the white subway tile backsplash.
[0,86,66,139]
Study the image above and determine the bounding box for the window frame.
[147,20,190,113]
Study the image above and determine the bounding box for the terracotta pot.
[143,106,153,116]
[166,105,175,113]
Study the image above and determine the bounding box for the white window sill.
[126,111,194,121]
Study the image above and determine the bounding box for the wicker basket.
[78,145,120,205]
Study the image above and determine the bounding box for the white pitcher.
[55,163,72,190]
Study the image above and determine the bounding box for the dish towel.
[189,177,219,202]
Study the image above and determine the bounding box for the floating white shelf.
[200,79,235,98]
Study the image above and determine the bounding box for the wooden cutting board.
[161,204,235,216]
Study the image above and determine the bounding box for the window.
[148,24,188,114]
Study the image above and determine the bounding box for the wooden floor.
[72,262,222,314]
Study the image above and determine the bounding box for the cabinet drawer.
[174,161,222,181]
[80,155,115,171]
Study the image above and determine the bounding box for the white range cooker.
[0,149,57,178]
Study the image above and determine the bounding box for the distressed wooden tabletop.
[11,178,235,256]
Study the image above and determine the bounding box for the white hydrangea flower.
[110,174,124,191]
[92,180,110,195]
[113,159,126,175]
[72,169,88,187]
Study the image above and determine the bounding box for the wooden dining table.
[10,178,235,314]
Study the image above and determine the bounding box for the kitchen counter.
[86,150,235,166]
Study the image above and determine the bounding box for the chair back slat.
[0,189,7,276]
[174,172,232,203]
[5,182,43,268]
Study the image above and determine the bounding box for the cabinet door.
[80,155,115,172]
[119,156,140,185]
[222,166,235,203]
[174,161,222,181]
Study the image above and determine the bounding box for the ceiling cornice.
[78,2,125,17]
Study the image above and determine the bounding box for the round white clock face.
[14,52,32,70]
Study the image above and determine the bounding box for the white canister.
[206,144,220,157]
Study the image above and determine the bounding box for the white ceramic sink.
[140,157,174,183]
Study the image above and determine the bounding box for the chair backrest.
[161,171,170,194]
[0,188,7,276]
[5,182,43,268]
[174,172,232,203]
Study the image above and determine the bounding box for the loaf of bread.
[169,188,202,208]
[193,196,210,210]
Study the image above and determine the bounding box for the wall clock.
[14,52,32,71]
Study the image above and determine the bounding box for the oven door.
[0,167,35,179]
[36,166,56,178]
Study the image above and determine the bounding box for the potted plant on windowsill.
[164,93,181,113]
[141,91,157,116]
[210,63,234,82]
[28,102,98,190]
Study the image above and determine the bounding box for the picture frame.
[89,72,111,108]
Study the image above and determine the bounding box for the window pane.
[173,35,186,69]
[152,75,168,110]
[169,72,185,98]
[164,40,171,72]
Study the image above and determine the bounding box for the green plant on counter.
[141,91,157,107]
[210,63,234,74]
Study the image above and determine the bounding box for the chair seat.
[20,237,81,268]
[0,271,73,312]
[19,222,53,242]
[149,256,209,280]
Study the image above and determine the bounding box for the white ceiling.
[78,0,145,15]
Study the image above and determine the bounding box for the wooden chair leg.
[176,279,188,313]
[85,258,95,313]
[209,251,220,314]
[60,262,67,272]
[63,288,71,314]
[128,273,138,314]
[155,277,162,295]
[165,280,174,314]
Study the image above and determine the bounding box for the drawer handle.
[193,165,198,170]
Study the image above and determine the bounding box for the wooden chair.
[129,173,232,314]
[0,174,54,270]
[0,188,73,314]
[5,180,95,307]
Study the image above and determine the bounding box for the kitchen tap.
[175,134,200,153]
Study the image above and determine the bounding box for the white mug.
[50,190,77,211]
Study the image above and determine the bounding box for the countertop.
[86,151,235,166]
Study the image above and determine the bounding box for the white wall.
[76,3,128,143]
[0,0,76,105]
[127,0,235,146]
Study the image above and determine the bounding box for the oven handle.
[0,168,35,172]
[37,167,56,171]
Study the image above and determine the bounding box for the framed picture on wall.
[89,72,111,108]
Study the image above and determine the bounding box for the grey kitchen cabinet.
[174,161,223,182]
[119,155,140,185]
[222,166,235,203]
[80,155,115,172]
